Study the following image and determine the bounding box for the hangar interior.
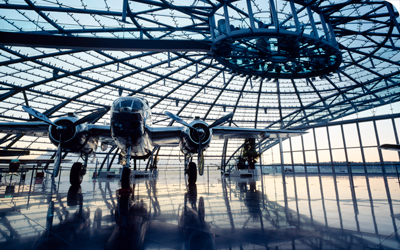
[0,0,400,249]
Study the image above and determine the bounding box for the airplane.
[0,96,305,188]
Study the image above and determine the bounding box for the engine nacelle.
[180,120,212,156]
[48,116,98,154]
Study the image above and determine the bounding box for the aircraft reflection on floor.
[32,182,91,249]
[179,184,215,250]
[0,170,400,249]
[105,184,150,249]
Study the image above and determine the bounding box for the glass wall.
[262,116,400,174]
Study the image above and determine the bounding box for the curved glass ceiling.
[0,0,399,162]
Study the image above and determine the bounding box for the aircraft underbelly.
[114,132,152,158]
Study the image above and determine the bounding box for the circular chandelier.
[211,0,342,79]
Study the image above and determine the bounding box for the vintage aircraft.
[0,96,304,187]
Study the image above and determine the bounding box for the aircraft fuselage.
[110,96,153,158]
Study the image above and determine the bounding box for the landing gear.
[120,167,132,189]
[120,147,132,189]
[188,162,197,185]
[70,162,84,186]
[70,154,88,186]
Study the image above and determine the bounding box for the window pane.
[359,122,377,147]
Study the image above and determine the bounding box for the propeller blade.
[198,136,204,176]
[53,133,62,178]
[164,111,194,129]
[22,106,57,126]
[198,151,204,176]
[198,135,202,160]
[208,112,234,128]
[74,108,108,126]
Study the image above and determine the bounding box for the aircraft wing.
[0,159,71,164]
[0,121,49,136]
[0,149,30,156]
[87,124,112,139]
[379,144,400,151]
[148,126,182,146]
[212,126,305,140]
[0,122,115,145]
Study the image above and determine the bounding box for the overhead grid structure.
[0,0,399,170]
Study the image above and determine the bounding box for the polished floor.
[1,167,400,249]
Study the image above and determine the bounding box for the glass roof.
[0,0,399,162]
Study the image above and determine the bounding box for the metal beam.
[0,31,212,52]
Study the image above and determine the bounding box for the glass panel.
[359,122,377,147]
[290,136,303,151]
[315,127,329,150]
[343,124,360,148]
[303,130,315,150]
[293,152,304,164]
[363,147,380,163]
[328,125,344,149]
[332,149,346,162]
[381,150,399,162]
[318,149,331,163]
[376,119,396,145]
[283,152,292,165]
[305,150,317,163]
[347,148,363,163]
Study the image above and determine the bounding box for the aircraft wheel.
[121,167,132,189]
[188,162,197,185]
[70,162,84,186]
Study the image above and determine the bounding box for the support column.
[313,128,328,226]
[356,122,368,174]
[373,120,386,174]
[312,128,320,173]
[221,139,228,173]
[279,138,288,212]
[301,134,313,223]
[289,137,300,224]
[327,126,343,229]
[341,124,359,230]
[107,149,119,172]
[373,120,398,238]
[246,0,256,30]
[391,118,400,182]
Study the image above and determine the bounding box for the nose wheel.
[120,167,132,189]
[120,147,133,189]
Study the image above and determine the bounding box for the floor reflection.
[0,168,399,249]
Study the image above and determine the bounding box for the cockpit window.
[112,98,144,113]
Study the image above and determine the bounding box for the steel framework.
[0,0,399,168]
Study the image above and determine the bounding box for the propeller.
[73,108,108,126]
[22,106,57,127]
[198,131,204,175]
[23,106,107,177]
[164,111,195,129]
[208,112,234,128]
[164,111,234,176]
[22,106,65,177]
